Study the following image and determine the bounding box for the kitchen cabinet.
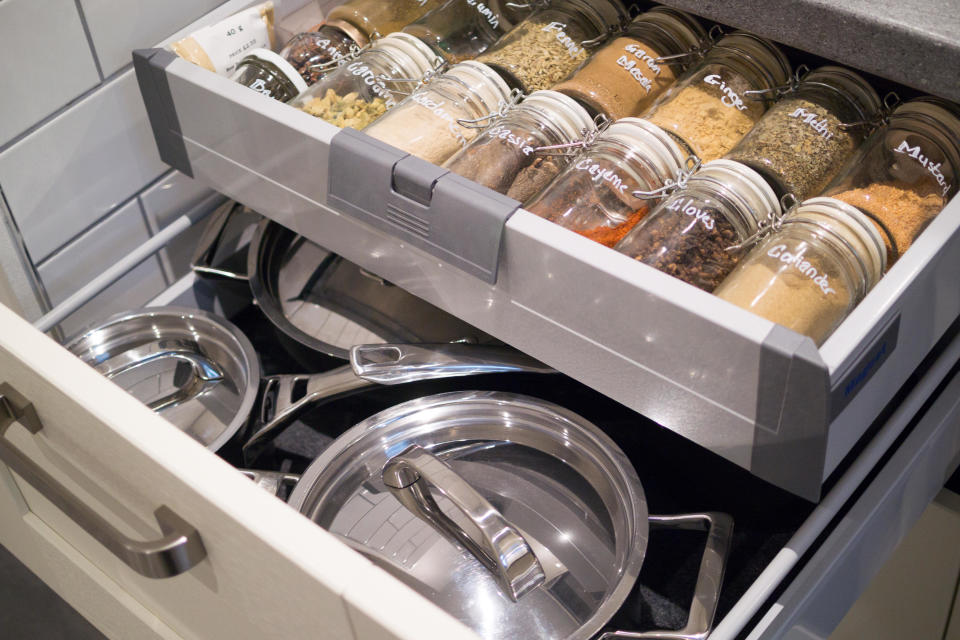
[2,1,960,639]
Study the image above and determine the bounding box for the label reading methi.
[893,140,953,197]
[191,7,272,75]
[542,22,586,60]
[703,74,748,111]
[788,106,835,140]
[767,243,837,295]
[665,196,716,231]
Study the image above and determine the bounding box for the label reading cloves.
[666,197,716,230]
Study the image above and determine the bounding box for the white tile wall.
[0,70,168,263]
[0,0,101,146]
[37,199,152,306]
[79,0,227,77]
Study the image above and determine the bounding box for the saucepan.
[285,391,734,640]
[65,308,553,463]
[191,203,500,367]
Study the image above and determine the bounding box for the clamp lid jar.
[326,0,446,42]
[552,7,707,121]
[230,48,308,102]
[524,117,688,247]
[475,0,630,93]
[823,97,960,264]
[279,23,367,86]
[714,196,887,345]
[642,31,791,162]
[291,33,443,129]
[726,65,882,201]
[614,159,780,292]
[443,89,596,202]
[364,60,513,164]
[402,0,536,63]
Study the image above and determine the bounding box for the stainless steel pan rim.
[65,306,260,453]
[288,390,649,640]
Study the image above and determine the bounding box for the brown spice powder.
[575,207,647,247]
[831,182,945,264]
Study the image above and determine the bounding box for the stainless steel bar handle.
[599,512,734,640]
[351,343,555,384]
[382,444,546,602]
[0,383,207,579]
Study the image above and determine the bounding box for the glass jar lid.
[709,31,791,93]
[241,47,309,94]
[444,60,513,111]
[791,197,887,287]
[799,66,882,124]
[324,18,370,49]
[689,159,781,234]
[624,6,706,61]
[374,32,444,78]
[520,90,596,142]
[561,0,630,36]
[609,117,688,182]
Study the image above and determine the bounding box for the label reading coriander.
[767,244,837,295]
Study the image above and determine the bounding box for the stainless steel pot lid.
[288,391,648,640]
[65,307,260,452]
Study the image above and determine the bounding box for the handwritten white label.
[346,61,397,108]
[787,107,834,140]
[411,94,469,147]
[575,159,628,193]
[613,43,663,93]
[248,78,273,97]
[767,244,837,295]
[893,140,952,197]
[666,197,716,230]
[465,0,500,29]
[703,74,748,111]
[542,22,585,60]
[484,124,535,155]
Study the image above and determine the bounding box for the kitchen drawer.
[134,0,960,500]
[2,270,959,640]
[0,299,477,640]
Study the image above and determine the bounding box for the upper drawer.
[133,3,960,500]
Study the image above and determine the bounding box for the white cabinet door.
[0,304,478,640]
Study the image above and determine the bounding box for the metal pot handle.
[190,200,250,281]
[92,339,224,412]
[599,512,734,640]
[351,343,555,384]
[382,444,547,602]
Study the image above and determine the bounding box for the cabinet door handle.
[0,382,207,579]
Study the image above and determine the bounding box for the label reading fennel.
[767,244,837,295]
[542,22,585,59]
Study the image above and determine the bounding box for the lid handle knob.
[382,444,548,601]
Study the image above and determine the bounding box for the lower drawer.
[4,274,959,639]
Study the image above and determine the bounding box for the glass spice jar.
[641,31,791,162]
[725,66,882,201]
[714,197,886,346]
[524,117,688,247]
[401,0,535,64]
[442,90,596,202]
[475,0,629,93]
[822,97,960,265]
[230,48,308,102]
[290,33,442,130]
[614,159,780,292]
[279,23,367,86]
[326,0,445,42]
[552,7,707,121]
[363,60,512,164]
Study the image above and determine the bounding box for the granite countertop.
[658,0,960,101]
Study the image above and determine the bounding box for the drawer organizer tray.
[133,6,960,500]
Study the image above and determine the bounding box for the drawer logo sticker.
[830,314,900,418]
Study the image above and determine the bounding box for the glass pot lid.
[288,391,649,640]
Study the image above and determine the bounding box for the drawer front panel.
[0,304,476,640]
